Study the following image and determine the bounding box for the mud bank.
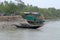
[0,16,29,31]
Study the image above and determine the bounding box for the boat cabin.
[23,12,44,25]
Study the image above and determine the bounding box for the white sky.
[0,0,60,9]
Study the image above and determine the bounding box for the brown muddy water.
[0,21,60,40]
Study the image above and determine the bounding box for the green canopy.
[25,15,36,21]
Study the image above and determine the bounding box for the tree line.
[0,0,60,19]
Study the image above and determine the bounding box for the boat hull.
[16,25,40,29]
[15,23,44,29]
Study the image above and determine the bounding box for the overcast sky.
[0,0,60,9]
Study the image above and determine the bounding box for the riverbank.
[0,16,59,31]
[0,16,29,31]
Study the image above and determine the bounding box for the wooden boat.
[14,12,45,29]
[14,23,43,29]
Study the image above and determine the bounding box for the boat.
[15,12,45,29]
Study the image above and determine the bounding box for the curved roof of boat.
[24,12,39,14]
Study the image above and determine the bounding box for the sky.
[0,0,60,9]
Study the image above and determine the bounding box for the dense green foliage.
[0,0,60,19]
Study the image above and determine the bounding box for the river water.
[0,21,60,40]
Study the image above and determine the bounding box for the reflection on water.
[0,21,60,40]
